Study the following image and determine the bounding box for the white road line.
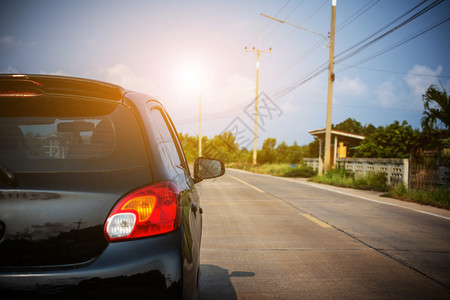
[228,169,450,221]
[282,178,450,221]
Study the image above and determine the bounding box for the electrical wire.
[338,64,450,79]
[176,1,448,127]
[335,0,443,62]
[263,0,381,89]
[269,0,447,100]
[336,16,450,73]
[336,0,381,32]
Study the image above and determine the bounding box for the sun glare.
[177,61,206,92]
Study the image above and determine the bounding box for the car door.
[146,104,202,281]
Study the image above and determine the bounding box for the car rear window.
[0,96,148,172]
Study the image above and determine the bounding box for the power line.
[264,0,381,89]
[338,64,450,79]
[335,0,444,63]
[269,0,448,100]
[264,0,327,46]
[336,0,430,59]
[336,0,381,32]
[337,16,450,73]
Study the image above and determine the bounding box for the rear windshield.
[0,96,148,172]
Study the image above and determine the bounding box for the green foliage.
[332,118,376,136]
[333,118,363,133]
[312,168,355,188]
[389,184,450,209]
[307,137,321,158]
[281,165,316,178]
[259,137,277,164]
[355,120,418,158]
[228,163,316,178]
[421,84,450,132]
[412,85,450,159]
[353,172,387,191]
[203,131,240,163]
[179,131,240,163]
[311,169,388,191]
[178,133,198,163]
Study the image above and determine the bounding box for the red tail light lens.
[104,181,181,242]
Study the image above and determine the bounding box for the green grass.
[389,184,450,209]
[228,164,449,210]
[227,163,316,178]
[310,168,389,191]
[310,168,449,209]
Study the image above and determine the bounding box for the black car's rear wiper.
[0,163,18,188]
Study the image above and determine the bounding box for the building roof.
[308,128,365,140]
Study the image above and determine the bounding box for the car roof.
[0,74,126,102]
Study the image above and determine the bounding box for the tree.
[333,118,376,136]
[421,84,450,132]
[275,141,289,163]
[355,121,418,158]
[259,137,277,164]
[412,84,450,159]
[333,118,363,134]
[203,131,239,163]
[307,137,321,158]
[178,133,199,162]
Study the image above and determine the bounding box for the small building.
[308,128,365,170]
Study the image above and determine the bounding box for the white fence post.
[303,157,410,187]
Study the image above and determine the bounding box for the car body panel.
[0,232,183,298]
[0,74,219,299]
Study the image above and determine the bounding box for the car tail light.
[104,181,181,242]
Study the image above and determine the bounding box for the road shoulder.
[227,168,450,220]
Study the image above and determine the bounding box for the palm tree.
[421,84,450,133]
[412,84,450,160]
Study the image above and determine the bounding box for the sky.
[1,0,449,149]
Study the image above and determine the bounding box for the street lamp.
[260,13,329,47]
[261,0,336,173]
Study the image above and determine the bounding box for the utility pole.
[323,0,337,172]
[199,79,202,157]
[245,46,271,165]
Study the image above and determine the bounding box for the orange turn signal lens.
[122,196,156,222]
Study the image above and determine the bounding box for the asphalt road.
[198,168,450,299]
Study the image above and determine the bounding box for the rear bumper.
[0,232,183,299]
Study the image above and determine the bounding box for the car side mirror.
[193,157,225,183]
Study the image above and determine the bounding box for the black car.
[0,74,224,299]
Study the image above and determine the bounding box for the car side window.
[149,107,186,172]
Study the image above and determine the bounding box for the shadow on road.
[199,264,255,299]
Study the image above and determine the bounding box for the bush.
[281,165,316,178]
[227,163,316,178]
[389,184,450,209]
[311,169,388,191]
[354,172,387,191]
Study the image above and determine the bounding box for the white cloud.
[375,80,403,109]
[41,70,71,76]
[0,35,35,47]
[206,73,255,113]
[279,99,298,113]
[0,35,14,45]
[86,63,158,96]
[0,66,19,73]
[404,65,442,96]
[232,20,251,29]
[335,76,368,97]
